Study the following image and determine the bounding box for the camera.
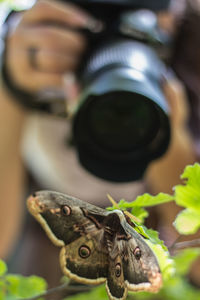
[2,0,171,182]
[69,0,171,182]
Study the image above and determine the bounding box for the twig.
[171,238,200,250]
[22,282,91,300]
[168,235,182,251]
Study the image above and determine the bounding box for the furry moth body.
[27,191,162,300]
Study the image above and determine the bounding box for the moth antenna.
[107,194,141,223]
[124,210,141,224]
[107,194,119,208]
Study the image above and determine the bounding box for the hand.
[4,0,98,95]
[162,77,189,132]
[146,76,196,194]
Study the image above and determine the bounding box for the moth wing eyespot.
[115,263,121,277]
[61,205,71,216]
[79,245,91,258]
[133,247,142,260]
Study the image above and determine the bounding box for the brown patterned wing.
[103,210,162,298]
[112,211,162,293]
[106,254,127,300]
[60,232,108,284]
[27,190,109,284]
[27,190,108,247]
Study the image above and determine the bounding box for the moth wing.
[106,211,162,293]
[106,255,127,300]
[121,226,162,293]
[60,231,108,284]
[27,191,109,285]
[27,191,108,247]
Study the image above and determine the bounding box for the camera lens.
[88,91,160,152]
[73,39,170,181]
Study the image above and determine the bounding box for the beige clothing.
[21,113,145,206]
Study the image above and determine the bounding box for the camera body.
[0,0,171,182]
[68,0,171,182]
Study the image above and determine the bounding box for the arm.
[0,83,26,258]
[0,0,93,258]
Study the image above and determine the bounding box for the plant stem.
[23,282,91,300]
[172,238,200,250]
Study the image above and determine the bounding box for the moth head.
[27,191,83,217]
[28,191,64,211]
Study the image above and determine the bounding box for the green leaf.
[22,275,47,296]
[160,276,200,300]
[139,226,168,251]
[6,274,47,298]
[180,163,200,188]
[0,260,7,276]
[131,207,149,223]
[175,185,200,211]
[107,193,173,212]
[0,0,34,10]
[106,200,149,223]
[174,163,200,212]
[130,291,155,300]
[6,275,20,296]
[174,248,200,276]
[146,241,175,281]
[65,285,106,300]
[134,225,150,239]
[130,193,174,207]
[116,199,128,209]
[0,281,6,300]
[173,209,200,235]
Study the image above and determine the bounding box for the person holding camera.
[0,0,197,286]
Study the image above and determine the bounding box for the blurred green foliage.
[0,0,34,11]
[174,163,200,234]
[0,260,47,299]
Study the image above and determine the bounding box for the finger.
[7,24,86,73]
[8,64,63,92]
[18,25,87,54]
[63,73,80,104]
[21,0,97,29]
[34,49,80,72]
[7,48,64,92]
[8,44,80,74]
[15,68,64,92]
[6,25,85,91]
[26,70,64,91]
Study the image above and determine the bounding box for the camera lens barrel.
[73,40,170,182]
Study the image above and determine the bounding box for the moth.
[27,190,162,300]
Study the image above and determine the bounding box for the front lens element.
[88,91,160,152]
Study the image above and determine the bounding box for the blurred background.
[0,0,200,298]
